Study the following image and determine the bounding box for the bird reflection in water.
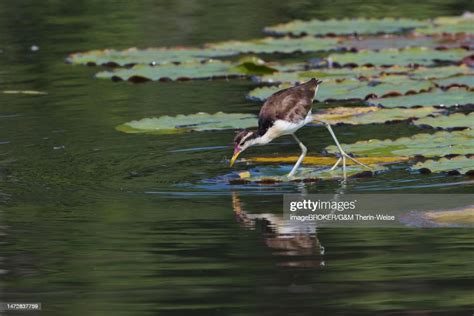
[232,192,325,268]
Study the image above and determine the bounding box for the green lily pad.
[316,106,443,125]
[328,48,471,67]
[248,76,433,102]
[264,18,427,36]
[96,59,282,82]
[415,13,474,35]
[67,47,237,66]
[433,34,474,50]
[434,75,474,88]
[409,65,474,79]
[258,66,474,85]
[413,156,474,175]
[230,56,284,75]
[233,164,386,183]
[325,129,474,157]
[2,90,47,95]
[339,36,444,50]
[116,112,257,134]
[414,112,474,129]
[340,34,474,51]
[256,67,405,84]
[207,36,340,54]
[368,88,474,108]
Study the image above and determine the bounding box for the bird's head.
[230,130,258,167]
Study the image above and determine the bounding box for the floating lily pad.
[434,75,474,88]
[340,35,474,50]
[245,156,409,165]
[248,76,432,102]
[256,67,401,84]
[316,106,443,125]
[207,36,340,54]
[328,48,471,67]
[258,66,473,85]
[116,112,257,134]
[414,112,474,129]
[325,129,474,157]
[367,88,474,108]
[408,65,473,79]
[339,36,447,50]
[433,34,474,50]
[422,206,474,226]
[67,47,237,66]
[413,156,474,175]
[232,164,387,183]
[2,90,47,95]
[96,59,282,82]
[230,56,284,75]
[415,13,474,35]
[264,18,427,36]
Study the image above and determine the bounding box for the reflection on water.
[232,192,325,267]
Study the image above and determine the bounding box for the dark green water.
[1,1,474,315]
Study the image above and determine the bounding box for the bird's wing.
[257,80,317,136]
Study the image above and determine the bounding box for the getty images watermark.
[289,198,395,222]
[283,194,474,227]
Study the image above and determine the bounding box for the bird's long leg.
[314,119,370,178]
[288,134,307,177]
[329,157,342,171]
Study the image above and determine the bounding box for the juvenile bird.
[230,78,369,177]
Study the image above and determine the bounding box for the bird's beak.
[230,147,241,167]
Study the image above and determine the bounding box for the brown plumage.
[257,78,322,136]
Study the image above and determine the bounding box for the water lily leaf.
[414,112,474,129]
[257,66,473,85]
[96,60,283,82]
[422,206,474,226]
[256,67,406,84]
[434,34,474,50]
[2,90,47,95]
[116,112,257,134]
[233,164,387,183]
[207,36,340,53]
[325,129,474,157]
[245,156,409,165]
[264,18,427,36]
[328,48,471,67]
[316,106,443,125]
[339,36,446,50]
[339,34,474,51]
[415,13,474,35]
[434,75,474,88]
[368,88,474,108]
[230,56,280,75]
[408,65,473,79]
[413,156,474,175]
[248,76,433,102]
[67,47,237,66]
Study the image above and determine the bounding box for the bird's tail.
[308,78,323,86]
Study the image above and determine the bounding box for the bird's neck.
[251,133,273,146]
